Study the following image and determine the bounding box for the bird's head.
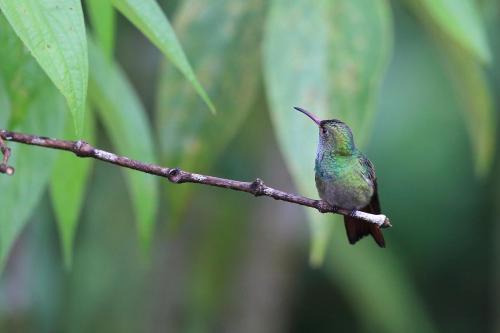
[294,107,355,155]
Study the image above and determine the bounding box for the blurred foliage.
[0,0,499,332]
[0,0,88,135]
[86,0,116,59]
[157,0,266,225]
[50,109,95,269]
[87,37,158,249]
[409,0,495,175]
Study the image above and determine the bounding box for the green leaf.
[111,0,215,113]
[50,109,95,269]
[156,0,266,225]
[408,2,495,176]
[0,77,10,126]
[86,0,116,59]
[416,0,491,63]
[444,48,495,176]
[0,13,45,129]
[0,87,66,270]
[87,38,158,248]
[263,0,392,264]
[0,14,66,269]
[0,0,88,135]
[326,236,439,333]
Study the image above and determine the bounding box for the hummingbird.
[294,107,385,247]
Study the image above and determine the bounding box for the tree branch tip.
[381,217,392,229]
[0,164,14,175]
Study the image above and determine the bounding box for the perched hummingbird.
[294,107,385,247]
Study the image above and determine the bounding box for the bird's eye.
[321,128,327,135]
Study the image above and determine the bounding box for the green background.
[0,0,498,332]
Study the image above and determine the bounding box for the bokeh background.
[0,0,499,332]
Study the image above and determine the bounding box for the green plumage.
[295,108,385,247]
[315,150,374,211]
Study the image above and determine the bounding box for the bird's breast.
[315,155,373,210]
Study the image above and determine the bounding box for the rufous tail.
[344,215,385,248]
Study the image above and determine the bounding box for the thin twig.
[0,129,392,228]
[0,134,14,175]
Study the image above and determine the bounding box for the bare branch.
[0,129,392,228]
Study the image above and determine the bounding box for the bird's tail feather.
[344,215,385,248]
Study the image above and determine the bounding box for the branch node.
[316,200,334,213]
[73,140,93,157]
[251,178,265,196]
[0,145,10,156]
[168,168,182,183]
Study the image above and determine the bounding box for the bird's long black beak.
[294,107,321,126]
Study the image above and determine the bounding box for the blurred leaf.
[63,164,150,333]
[0,77,10,126]
[0,12,66,270]
[416,0,491,63]
[0,87,66,270]
[86,0,116,59]
[111,0,215,113]
[87,38,158,248]
[263,0,392,264]
[0,13,47,129]
[373,1,484,264]
[186,192,247,332]
[0,0,88,135]
[445,48,495,176]
[156,0,266,225]
[326,236,438,333]
[50,109,95,269]
[408,3,495,176]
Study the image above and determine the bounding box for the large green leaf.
[263,0,392,264]
[111,0,215,113]
[86,0,116,59]
[156,0,266,224]
[417,0,491,63]
[0,14,66,269]
[87,38,158,248]
[0,88,65,270]
[0,0,88,135]
[0,11,58,129]
[50,109,95,269]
